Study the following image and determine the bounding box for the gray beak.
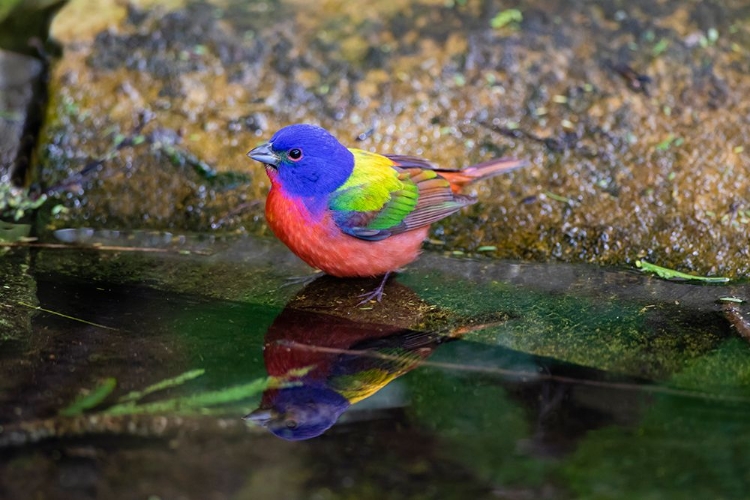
[244,408,277,426]
[247,142,280,167]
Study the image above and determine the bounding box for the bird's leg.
[357,272,391,305]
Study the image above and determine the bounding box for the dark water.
[2,233,750,499]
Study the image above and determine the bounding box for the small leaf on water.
[718,297,745,303]
[635,260,730,283]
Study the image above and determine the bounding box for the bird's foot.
[356,272,391,306]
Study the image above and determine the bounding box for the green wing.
[329,149,474,241]
[328,330,445,403]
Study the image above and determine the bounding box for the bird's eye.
[285,419,298,429]
[288,148,303,161]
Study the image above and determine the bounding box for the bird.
[244,276,450,440]
[244,275,509,440]
[245,307,444,440]
[247,124,525,302]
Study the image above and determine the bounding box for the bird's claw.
[356,288,385,306]
[355,272,391,306]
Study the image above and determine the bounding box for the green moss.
[401,270,726,381]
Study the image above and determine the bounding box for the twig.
[15,302,120,331]
[0,414,259,449]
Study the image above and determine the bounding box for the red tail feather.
[437,158,527,193]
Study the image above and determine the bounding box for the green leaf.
[718,297,745,304]
[490,9,522,29]
[652,38,669,56]
[60,378,117,416]
[635,260,730,283]
[656,135,680,151]
[544,191,574,204]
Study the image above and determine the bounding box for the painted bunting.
[244,276,448,440]
[248,124,525,301]
[244,275,508,440]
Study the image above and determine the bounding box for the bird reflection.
[245,275,456,441]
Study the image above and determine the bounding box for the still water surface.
[1,233,749,498]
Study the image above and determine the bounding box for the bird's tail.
[437,158,527,193]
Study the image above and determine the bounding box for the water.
[2,230,750,499]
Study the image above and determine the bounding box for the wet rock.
[0,49,43,185]
[37,0,750,276]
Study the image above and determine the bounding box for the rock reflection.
[246,276,454,441]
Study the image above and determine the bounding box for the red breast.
[265,173,428,278]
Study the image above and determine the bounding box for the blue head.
[248,124,354,198]
[244,385,350,441]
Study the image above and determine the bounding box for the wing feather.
[384,155,441,171]
[330,149,476,241]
